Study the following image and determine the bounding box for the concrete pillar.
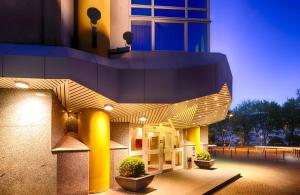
[78,109,110,193]
[185,127,201,154]
[200,126,209,151]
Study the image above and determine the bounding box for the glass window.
[155,22,184,51]
[131,8,152,16]
[154,9,185,18]
[132,0,151,5]
[131,21,152,51]
[188,0,207,8]
[188,23,208,52]
[155,0,185,7]
[188,10,207,19]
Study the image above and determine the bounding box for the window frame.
[129,0,210,52]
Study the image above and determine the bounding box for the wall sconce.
[87,7,101,48]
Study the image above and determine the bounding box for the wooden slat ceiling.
[0,77,231,129]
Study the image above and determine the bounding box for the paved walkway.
[214,158,300,195]
[100,168,239,195]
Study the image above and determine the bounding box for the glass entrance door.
[144,128,179,174]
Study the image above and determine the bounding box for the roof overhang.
[0,44,233,128]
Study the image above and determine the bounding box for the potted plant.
[115,156,154,192]
[194,150,215,169]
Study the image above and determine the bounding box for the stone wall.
[0,89,57,194]
[57,151,89,195]
[110,122,130,147]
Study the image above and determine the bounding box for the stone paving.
[99,168,239,195]
[96,157,300,195]
[214,158,300,195]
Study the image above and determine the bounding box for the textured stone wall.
[110,122,130,147]
[110,149,128,189]
[51,94,68,148]
[0,89,57,194]
[57,151,89,195]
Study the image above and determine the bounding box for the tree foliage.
[209,89,300,146]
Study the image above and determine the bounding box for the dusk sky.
[210,0,300,108]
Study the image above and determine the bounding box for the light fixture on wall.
[139,116,147,122]
[87,7,101,48]
[104,104,113,111]
[14,81,29,89]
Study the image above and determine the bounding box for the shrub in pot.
[194,150,215,169]
[115,157,154,192]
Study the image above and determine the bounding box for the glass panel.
[175,131,183,148]
[188,0,207,8]
[131,127,143,151]
[148,154,159,172]
[188,22,208,52]
[163,152,173,169]
[155,22,184,51]
[162,133,172,149]
[132,0,151,5]
[131,21,152,51]
[148,132,160,150]
[188,10,207,19]
[154,0,185,7]
[131,8,152,16]
[154,9,185,18]
[175,151,183,166]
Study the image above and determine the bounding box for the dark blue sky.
[210,0,300,108]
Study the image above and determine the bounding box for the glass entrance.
[144,127,184,174]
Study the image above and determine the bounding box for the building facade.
[0,0,232,194]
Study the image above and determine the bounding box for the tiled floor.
[98,167,240,195]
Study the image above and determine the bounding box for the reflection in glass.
[148,132,159,150]
[163,152,173,169]
[175,151,183,166]
[148,154,159,172]
[155,22,184,51]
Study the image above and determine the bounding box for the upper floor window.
[130,0,209,52]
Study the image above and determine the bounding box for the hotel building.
[0,0,232,194]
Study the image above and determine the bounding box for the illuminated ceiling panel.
[0,77,231,129]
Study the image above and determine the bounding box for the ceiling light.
[139,116,147,122]
[214,97,218,100]
[35,92,46,97]
[104,104,113,111]
[15,81,29,89]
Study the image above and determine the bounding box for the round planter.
[194,159,215,169]
[115,174,154,192]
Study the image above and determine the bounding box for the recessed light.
[139,116,147,122]
[104,104,113,111]
[35,92,46,97]
[15,81,29,89]
[214,97,218,100]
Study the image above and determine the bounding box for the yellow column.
[77,0,110,56]
[186,127,201,153]
[78,109,110,193]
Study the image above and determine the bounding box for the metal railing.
[209,146,300,161]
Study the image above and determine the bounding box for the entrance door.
[144,126,183,174]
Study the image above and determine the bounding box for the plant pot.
[194,159,215,169]
[115,174,154,192]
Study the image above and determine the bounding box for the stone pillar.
[78,109,110,193]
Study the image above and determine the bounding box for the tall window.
[130,0,210,52]
[131,21,152,51]
[155,23,184,51]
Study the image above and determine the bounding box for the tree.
[282,96,300,146]
[254,100,282,145]
[230,100,259,145]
